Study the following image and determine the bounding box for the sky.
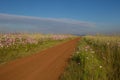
[0,0,120,34]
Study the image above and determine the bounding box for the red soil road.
[0,38,79,80]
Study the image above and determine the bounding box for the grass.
[0,33,75,65]
[60,35,120,80]
[0,39,67,64]
[84,35,120,80]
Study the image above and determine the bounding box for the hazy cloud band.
[0,13,96,34]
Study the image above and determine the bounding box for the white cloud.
[0,13,96,34]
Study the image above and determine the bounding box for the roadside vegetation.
[0,33,75,64]
[60,35,120,80]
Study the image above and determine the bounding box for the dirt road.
[0,38,79,80]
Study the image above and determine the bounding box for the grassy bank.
[60,36,120,80]
[84,35,120,80]
[0,39,70,65]
[0,33,75,64]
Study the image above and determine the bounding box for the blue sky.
[0,0,120,34]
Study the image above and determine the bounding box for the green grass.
[60,38,107,80]
[60,36,120,80]
[84,35,120,80]
[0,39,67,64]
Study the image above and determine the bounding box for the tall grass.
[84,35,120,80]
[0,33,75,64]
[60,35,120,80]
[0,40,63,64]
[60,38,107,80]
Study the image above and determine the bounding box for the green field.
[0,33,74,64]
[60,35,120,80]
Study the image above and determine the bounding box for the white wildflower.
[86,57,89,59]
[85,49,88,51]
[85,45,90,49]
[91,51,95,53]
[99,66,102,69]
[107,42,110,45]
[76,51,79,54]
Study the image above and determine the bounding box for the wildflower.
[76,51,79,54]
[86,57,89,59]
[0,43,3,48]
[91,51,95,53]
[99,66,102,69]
[85,45,90,49]
[6,45,9,47]
[107,42,110,45]
[85,49,88,51]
